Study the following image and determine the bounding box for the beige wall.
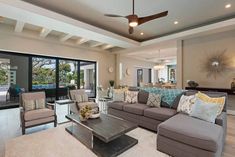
[117,56,155,86]
[181,30,235,88]
[0,33,116,89]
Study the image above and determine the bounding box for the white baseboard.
[227,110,235,115]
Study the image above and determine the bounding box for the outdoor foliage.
[0,63,9,85]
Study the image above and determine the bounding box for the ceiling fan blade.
[129,26,134,34]
[138,11,168,25]
[104,14,125,17]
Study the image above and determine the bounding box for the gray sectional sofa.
[107,90,227,157]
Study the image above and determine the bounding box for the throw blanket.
[140,87,184,107]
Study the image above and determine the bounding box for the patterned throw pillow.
[75,95,83,103]
[147,93,161,107]
[190,98,220,123]
[140,87,183,108]
[161,89,183,107]
[35,99,45,109]
[23,100,35,111]
[177,95,196,114]
[113,90,125,102]
[196,92,225,116]
[125,91,138,104]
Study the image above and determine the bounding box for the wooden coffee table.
[65,113,138,157]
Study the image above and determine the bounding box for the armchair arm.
[88,98,96,102]
[46,102,55,110]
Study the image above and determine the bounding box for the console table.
[185,87,235,95]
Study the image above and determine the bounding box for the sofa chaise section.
[157,113,224,157]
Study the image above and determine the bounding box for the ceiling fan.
[104,0,168,34]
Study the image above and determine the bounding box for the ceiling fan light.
[129,21,138,27]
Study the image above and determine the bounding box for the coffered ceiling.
[22,0,235,42]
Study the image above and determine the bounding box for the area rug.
[5,125,169,157]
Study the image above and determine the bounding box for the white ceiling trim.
[14,21,24,33]
[0,0,140,48]
[39,28,51,38]
[142,18,235,46]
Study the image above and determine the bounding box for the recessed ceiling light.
[174,21,178,25]
[225,4,231,8]
[140,32,144,35]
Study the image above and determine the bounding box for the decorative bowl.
[90,113,100,119]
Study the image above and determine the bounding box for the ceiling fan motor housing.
[128,15,138,27]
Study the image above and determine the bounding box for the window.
[32,57,56,89]
[59,60,78,89]
[80,61,96,97]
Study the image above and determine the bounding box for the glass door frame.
[29,56,97,99]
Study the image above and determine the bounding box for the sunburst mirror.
[202,50,232,79]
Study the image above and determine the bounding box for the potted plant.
[79,105,92,121]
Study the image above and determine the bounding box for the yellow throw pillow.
[196,92,225,116]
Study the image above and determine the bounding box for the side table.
[55,99,74,124]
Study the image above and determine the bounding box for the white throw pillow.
[113,90,125,101]
[125,91,138,104]
[190,98,220,123]
[75,95,83,103]
[177,95,196,115]
[147,93,161,108]
[82,94,89,102]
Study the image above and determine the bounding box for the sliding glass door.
[80,61,96,97]
[30,57,96,99]
[32,57,56,90]
[59,60,78,89]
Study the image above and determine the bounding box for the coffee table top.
[66,114,137,143]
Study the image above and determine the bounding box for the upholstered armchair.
[69,89,98,114]
[20,91,57,135]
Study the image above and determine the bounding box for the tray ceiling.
[22,0,235,41]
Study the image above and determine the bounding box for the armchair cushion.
[35,99,45,109]
[24,108,55,121]
[82,94,89,102]
[23,100,35,111]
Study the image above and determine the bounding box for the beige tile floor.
[0,108,234,157]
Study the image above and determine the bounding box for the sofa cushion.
[24,108,55,121]
[107,101,127,110]
[144,108,177,121]
[123,103,149,115]
[158,113,223,152]
[138,90,149,104]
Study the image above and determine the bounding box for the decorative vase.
[231,78,235,90]
[109,86,114,98]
